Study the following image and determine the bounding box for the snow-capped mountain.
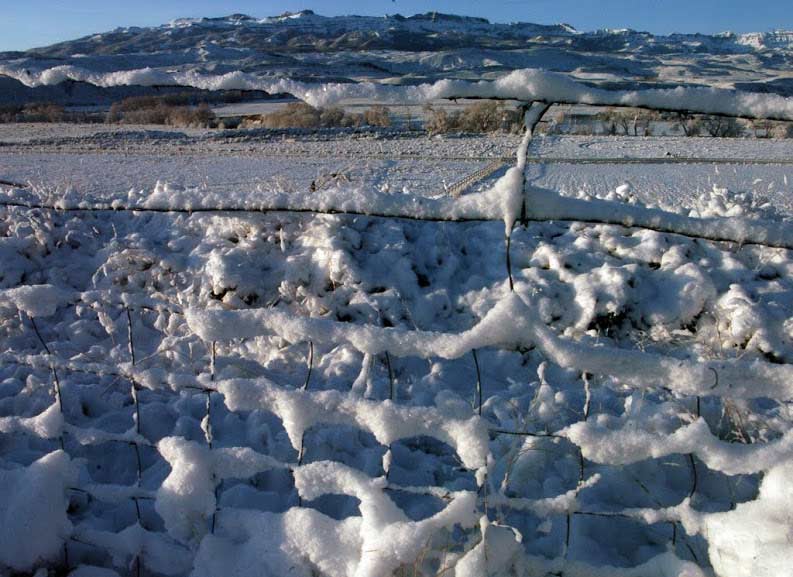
[1,11,793,104]
[17,10,793,58]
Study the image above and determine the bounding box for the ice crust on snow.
[192,508,362,577]
[0,451,75,571]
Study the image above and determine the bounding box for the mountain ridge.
[2,11,793,104]
[24,11,793,57]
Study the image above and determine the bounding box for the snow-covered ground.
[1,122,793,577]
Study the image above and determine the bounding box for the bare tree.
[753,119,774,139]
[612,111,633,135]
[675,113,702,137]
[702,115,744,137]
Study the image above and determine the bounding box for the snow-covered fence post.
[125,307,143,481]
[204,389,219,533]
[519,101,550,227]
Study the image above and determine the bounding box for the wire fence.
[1,99,790,576]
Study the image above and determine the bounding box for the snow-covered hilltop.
[33,11,580,55]
[2,10,793,105]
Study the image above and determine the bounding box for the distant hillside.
[2,10,792,103]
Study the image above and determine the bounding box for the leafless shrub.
[772,122,793,139]
[423,105,455,135]
[675,112,703,137]
[258,102,320,128]
[24,103,65,122]
[251,103,391,130]
[599,109,655,136]
[319,106,346,127]
[423,101,521,134]
[612,111,634,135]
[166,102,215,128]
[0,102,65,123]
[364,105,391,127]
[459,101,518,132]
[106,97,216,127]
[324,107,365,128]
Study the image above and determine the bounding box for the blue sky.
[1,0,791,52]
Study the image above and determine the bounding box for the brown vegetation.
[106,96,215,127]
[246,102,393,130]
[423,101,522,134]
[0,103,71,123]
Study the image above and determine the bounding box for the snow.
[216,377,489,470]
[3,98,793,576]
[187,293,793,400]
[566,417,793,475]
[5,66,793,121]
[0,400,64,438]
[73,523,192,575]
[156,437,286,545]
[701,462,793,577]
[0,450,75,571]
[69,567,122,577]
[0,284,65,317]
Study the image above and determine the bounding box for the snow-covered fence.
[2,75,793,576]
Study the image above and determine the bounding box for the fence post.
[472,349,482,416]
[27,313,66,451]
[296,341,315,505]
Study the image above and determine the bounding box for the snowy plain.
[2,81,793,577]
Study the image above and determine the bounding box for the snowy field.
[2,118,793,577]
